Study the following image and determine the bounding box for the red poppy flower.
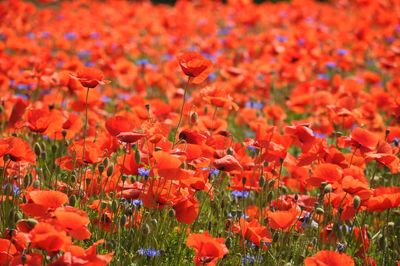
[304,250,354,266]
[232,218,272,247]
[74,67,106,88]
[186,232,228,266]
[213,155,242,172]
[29,222,72,252]
[0,238,17,265]
[54,206,91,240]
[350,127,379,152]
[267,208,299,231]
[178,52,212,84]
[26,107,52,133]
[153,151,183,180]
[0,137,36,164]
[173,189,199,224]
[50,240,112,266]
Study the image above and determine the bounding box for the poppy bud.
[225,237,232,248]
[98,163,105,174]
[121,175,128,182]
[103,157,109,167]
[135,149,141,164]
[120,215,127,228]
[105,240,115,250]
[33,180,40,189]
[26,218,38,229]
[268,179,275,189]
[280,186,288,194]
[333,223,343,240]
[23,174,31,187]
[124,207,133,216]
[208,221,212,231]
[316,207,325,215]
[294,194,299,202]
[100,202,108,210]
[107,164,114,177]
[145,104,151,111]
[220,199,225,209]
[353,195,361,209]
[241,177,247,185]
[324,184,332,194]
[259,175,265,187]
[155,146,162,151]
[385,128,390,138]
[21,254,27,265]
[142,224,151,235]
[267,191,273,202]
[227,147,234,155]
[168,209,175,218]
[2,154,10,162]
[61,130,67,138]
[69,195,77,206]
[151,219,158,227]
[190,111,198,124]
[51,144,57,154]
[34,143,42,156]
[111,200,119,212]
[15,211,23,221]
[41,151,46,160]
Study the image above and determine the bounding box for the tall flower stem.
[172,77,190,148]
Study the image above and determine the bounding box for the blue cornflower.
[2,184,20,195]
[209,168,220,176]
[138,248,160,257]
[138,168,150,177]
[337,48,348,56]
[325,61,336,69]
[131,199,143,207]
[64,32,77,40]
[313,132,326,139]
[136,59,150,66]
[231,190,249,198]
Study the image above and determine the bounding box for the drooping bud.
[34,143,42,157]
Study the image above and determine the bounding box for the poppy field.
[1,0,400,265]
